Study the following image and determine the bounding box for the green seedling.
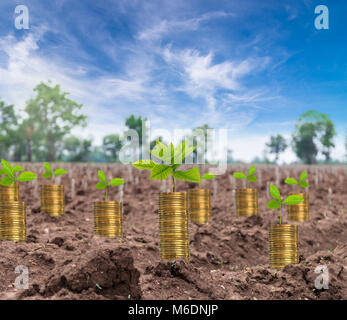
[284,171,309,193]
[132,140,198,192]
[174,166,216,188]
[233,165,257,188]
[0,159,37,199]
[95,170,124,201]
[42,162,67,183]
[267,184,304,224]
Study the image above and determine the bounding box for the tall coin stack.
[159,192,189,261]
[269,224,298,269]
[0,181,26,241]
[235,188,258,216]
[288,193,309,222]
[41,185,65,217]
[187,189,211,224]
[94,201,123,238]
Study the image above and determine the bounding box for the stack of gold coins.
[94,201,123,238]
[235,188,258,216]
[159,192,189,261]
[0,182,19,201]
[41,185,64,217]
[288,193,309,222]
[269,224,298,269]
[0,201,26,242]
[187,189,210,224]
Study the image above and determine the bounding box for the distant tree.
[292,110,336,164]
[227,149,233,164]
[60,136,92,162]
[25,82,87,161]
[102,134,122,162]
[192,124,213,164]
[266,134,287,163]
[125,114,148,159]
[0,99,19,159]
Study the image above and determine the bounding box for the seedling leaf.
[16,171,37,182]
[44,162,52,173]
[173,166,201,183]
[150,141,171,163]
[248,165,256,177]
[202,173,216,180]
[267,199,281,210]
[0,176,14,186]
[42,171,52,179]
[285,178,298,185]
[96,182,107,190]
[108,178,125,186]
[0,169,6,175]
[150,164,172,180]
[53,169,67,176]
[132,160,155,170]
[12,166,23,173]
[299,171,307,182]
[248,175,257,182]
[299,180,309,188]
[233,172,247,179]
[270,184,281,201]
[283,195,304,205]
[98,170,107,184]
[174,141,196,164]
[1,159,14,178]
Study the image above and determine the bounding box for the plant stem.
[172,174,175,192]
[13,180,16,201]
[280,203,282,224]
[247,179,250,188]
[105,186,108,201]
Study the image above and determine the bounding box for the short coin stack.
[269,224,298,269]
[0,201,26,242]
[159,192,189,261]
[0,182,19,201]
[41,185,65,217]
[187,189,211,224]
[288,193,309,222]
[235,188,258,216]
[94,201,123,238]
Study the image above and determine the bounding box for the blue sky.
[0,0,346,162]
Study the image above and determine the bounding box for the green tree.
[60,136,92,162]
[102,134,122,162]
[125,114,148,159]
[25,82,87,161]
[0,99,19,159]
[292,110,336,164]
[266,134,287,163]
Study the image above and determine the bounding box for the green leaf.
[299,180,309,188]
[16,171,37,182]
[233,172,247,179]
[0,176,14,186]
[202,173,216,180]
[150,141,171,163]
[53,168,67,176]
[12,165,23,173]
[98,170,107,184]
[150,164,172,180]
[173,166,201,183]
[42,171,52,179]
[1,159,14,178]
[299,171,307,182]
[285,178,298,185]
[174,141,196,164]
[108,178,125,186]
[267,199,281,210]
[0,169,6,175]
[270,184,281,201]
[248,165,256,177]
[96,182,107,190]
[248,175,257,182]
[132,160,156,170]
[44,162,52,173]
[283,195,304,205]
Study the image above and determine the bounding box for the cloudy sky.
[0,0,346,163]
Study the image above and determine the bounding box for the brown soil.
[0,164,346,300]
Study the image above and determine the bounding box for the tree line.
[0,82,345,164]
